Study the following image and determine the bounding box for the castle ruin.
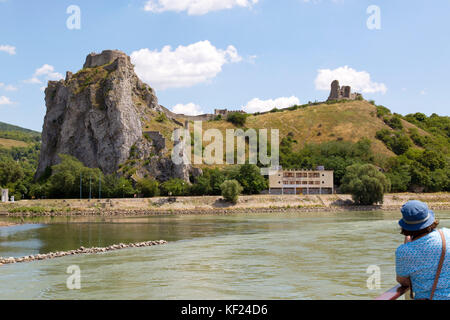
[214,109,246,117]
[327,80,362,101]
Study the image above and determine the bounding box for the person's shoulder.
[396,243,410,258]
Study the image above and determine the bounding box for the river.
[1,210,449,300]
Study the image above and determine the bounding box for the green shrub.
[129,144,138,159]
[376,130,411,155]
[409,128,428,147]
[235,164,268,195]
[384,115,403,130]
[136,178,160,197]
[226,112,247,127]
[8,206,47,214]
[161,178,189,196]
[340,164,391,205]
[220,180,243,204]
[190,175,212,196]
[155,112,168,123]
[376,105,391,118]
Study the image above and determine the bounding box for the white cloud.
[0,45,16,55]
[24,64,63,85]
[0,96,13,105]
[420,90,427,95]
[4,84,17,91]
[171,102,205,115]
[35,64,55,77]
[131,40,242,90]
[24,77,42,84]
[0,83,17,91]
[315,66,387,94]
[34,64,64,80]
[242,96,300,113]
[144,0,258,15]
[302,0,343,3]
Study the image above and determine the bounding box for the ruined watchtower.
[327,80,362,101]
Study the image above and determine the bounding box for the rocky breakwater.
[0,240,168,266]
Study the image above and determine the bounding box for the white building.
[268,167,334,195]
[1,189,8,202]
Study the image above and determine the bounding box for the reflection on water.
[0,211,449,300]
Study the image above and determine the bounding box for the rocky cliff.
[36,50,194,182]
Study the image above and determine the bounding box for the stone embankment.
[0,240,167,266]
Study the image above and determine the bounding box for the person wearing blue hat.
[396,200,450,300]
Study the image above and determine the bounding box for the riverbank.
[0,221,19,227]
[1,193,449,217]
[0,192,450,218]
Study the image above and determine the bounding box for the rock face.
[36,50,194,182]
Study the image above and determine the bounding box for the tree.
[190,174,213,196]
[204,168,226,195]
[48,154,103,198]
[0,159,24,187]
[419,150,446,171]
[236,164,267,194]
[29,182,50,199]
[384,115,403,130]
[136,178,160,197]
[102,175,135,198]
[226,112,247,127]
[385,165,411,192]
[161,178,189,196]
[341,164,391,205]
[409,162,431,191]
[376,130,412,155]
[428,169,449,192]
[220,180,243,204]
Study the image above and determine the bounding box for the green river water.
[1,210,449,300]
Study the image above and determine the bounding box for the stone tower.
[327,80,361,101]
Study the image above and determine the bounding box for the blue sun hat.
[398,200,435,231]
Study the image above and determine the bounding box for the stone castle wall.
[327,80,362,101]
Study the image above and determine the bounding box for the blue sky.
[0,0,449,131]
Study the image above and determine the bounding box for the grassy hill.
[160,100,431,163]
[0,121,41,148]
[0,138,29,149]
[0,121,40,134]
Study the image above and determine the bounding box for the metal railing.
[375,285,410,300]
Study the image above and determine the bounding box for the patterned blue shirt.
[396,228,450,300]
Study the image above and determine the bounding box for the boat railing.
[375,284,411,300]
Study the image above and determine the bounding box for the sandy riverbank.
[1,193,449,217]
[0,221,19,227]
